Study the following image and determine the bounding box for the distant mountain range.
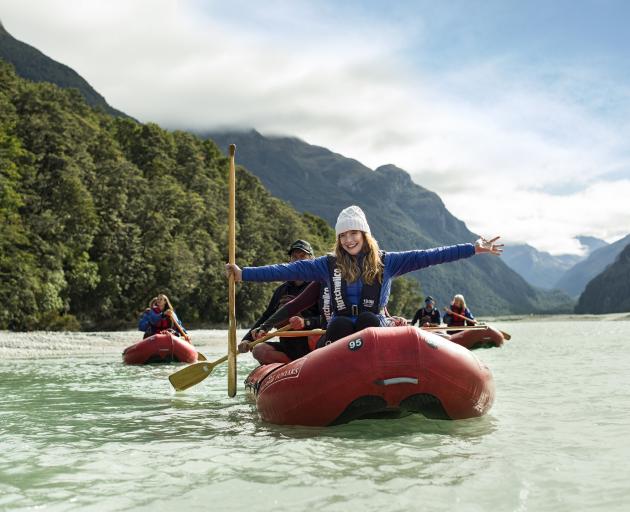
[0,21,577,315]
[0,20,128,119]
[575,243,630,313]
[502,244,582,290]
[575,236,609,254]
[556,233,630,298]
[502,236,607,290]
[204,130,575,314]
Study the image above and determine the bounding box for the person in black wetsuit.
[410,295,441,327]
[238,240,321,364]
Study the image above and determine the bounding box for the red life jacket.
[449,305,467,326]
[153,306,172,332]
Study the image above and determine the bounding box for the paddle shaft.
[445,308,477,325]
[247,329,326,342]
[422,325,491,332]
[227,144,237,396]
[445,309,511,340]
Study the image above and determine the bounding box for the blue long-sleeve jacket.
[242,244,475,314]
[138,309,163,332]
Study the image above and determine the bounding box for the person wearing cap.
[410,296,441,327]
[238,239,320,364]
[226,205,503,345]
[248,280,332,351]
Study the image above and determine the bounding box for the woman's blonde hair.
[452,294,466,309]
[334,231,383,285]
[157,293,174,312]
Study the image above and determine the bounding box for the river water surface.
[1,317,629,511]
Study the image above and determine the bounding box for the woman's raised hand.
[225,263,243,282]
[474,236,503,256]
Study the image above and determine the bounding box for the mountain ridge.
[205,129,574,315]
[0,21,128,119]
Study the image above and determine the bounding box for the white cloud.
[1,0,629,254]
[442,179,630,255]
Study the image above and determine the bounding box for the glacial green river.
[1,317,629,511]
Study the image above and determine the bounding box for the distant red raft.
[443,326,505,350]
[245,326,495,427]
[122,332,199,365]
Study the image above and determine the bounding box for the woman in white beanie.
[226,205,502,345]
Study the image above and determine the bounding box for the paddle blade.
[169,358,222,391]
[197,352,207,361]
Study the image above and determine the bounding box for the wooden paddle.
[168,325,328,391]
[445,308,511,340]
[227,144,237,397]
[421,325,493,332]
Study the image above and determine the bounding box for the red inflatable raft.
[245,326,495,426]
[442,326,504,350]
[122,332,199,365]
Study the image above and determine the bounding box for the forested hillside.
[0,60,347,330]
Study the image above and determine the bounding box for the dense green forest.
[0,61,422,331]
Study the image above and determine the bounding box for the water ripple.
[1,321,630,511]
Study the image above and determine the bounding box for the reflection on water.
[2,320,630,512]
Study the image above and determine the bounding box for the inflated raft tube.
[446,325,504,350]
[244,326,494,426]
[122,332,199,365]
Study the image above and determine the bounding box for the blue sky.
[1,0,629,254]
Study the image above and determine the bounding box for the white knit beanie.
[335,205,371,235]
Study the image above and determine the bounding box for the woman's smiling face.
[338,230,364,256]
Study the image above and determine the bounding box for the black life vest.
[326,253,383,317]
[319,285,332,324]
